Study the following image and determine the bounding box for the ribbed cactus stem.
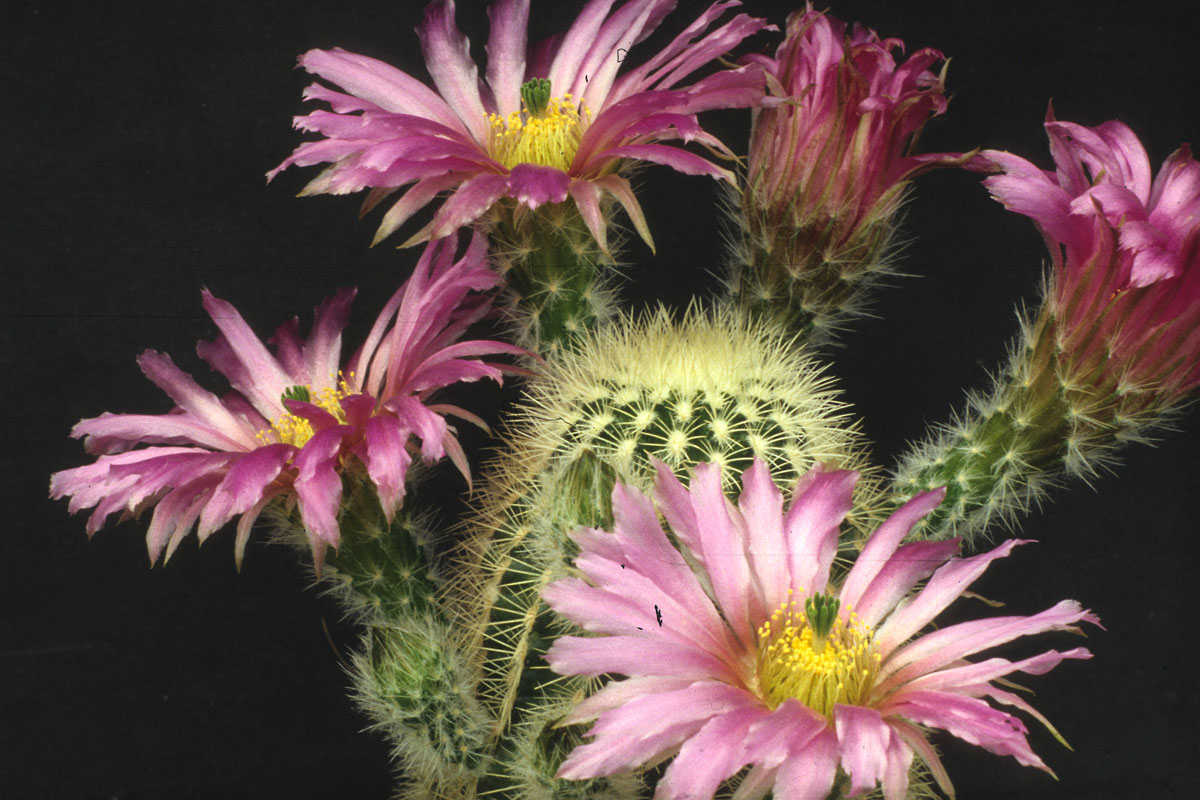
[267,475,492,795]
[892,300,1151,545]
[725,185,904,346]
[487,200,620,357]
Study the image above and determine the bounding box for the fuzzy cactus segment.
[725,5,965,345]
[441,304,872,796]
[894,112,1200,543]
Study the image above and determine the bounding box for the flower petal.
[417,1,489,143]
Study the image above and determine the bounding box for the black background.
[6,1,1199,797]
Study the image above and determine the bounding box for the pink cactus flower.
[976,107,1200,403]
[268,0,771,253]
[741,5,962,254]
[51,233,525,570]
[542,459,1098,799]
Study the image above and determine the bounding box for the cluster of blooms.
[51,1,1200,799]
[51,233,523,570]
[976,107,1200,407]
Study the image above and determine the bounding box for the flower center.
[756,590,880,718]
[258,376,354,448]
[486,78,589,172]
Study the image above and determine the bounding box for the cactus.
[891,291,1175,545]
[486,200,623,357]
[442,304,875,797]
[266,473,492,796]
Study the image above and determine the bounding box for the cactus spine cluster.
[444,304,873,797]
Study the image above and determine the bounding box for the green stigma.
[520,77,552,117]
[281,385,311,404]
[804,593,840,644]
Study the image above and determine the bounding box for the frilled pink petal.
[782,467,857,596]
[879,599,1098,691]
[197,443,294,541]
[270,317,306,379]
[484,0,528,117]
[135,351,258,449]
[737,458,788,625]
[559,0,668,106]
[234,488,285,571]
[901,647,1093,696]
[978,154,1084,250]
[568,178,608,255]
[556,680,754,780]
[593,174,654,252]
[835,704,893,797]
[1148,144,1200,219]
[428,172,509,239]
[71,412,250,455]
[838,487,946,614]
[384,395,448,462]
[885,690,1050,772]
[889,719,955,800]
[372,173,464,246]
[200,290,293,420]
[156,475,223,564]
[292,426,351,554]
[656,703,773,800]
[359,415,413,523]
[416,1,489,143]
[852,538,962,629]
[875,539,1027,656]
[506,163,570,210]
[51,447,201,515]
[581,142,733,183]
[297,48,466,136]
[305,288,357,390]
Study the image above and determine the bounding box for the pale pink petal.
[200,290,294,420]
[885,690,1050,771]
[416,1,489,143]
[656,703,772,800]
[428,172,510,239]
[545,634,736,682]
[834,704,892,797]
[594,173,654,251]
[71,412,251,455]
[889,719,956,800]
[774,728,840,800]
[561,675,696,726]
[853,538,962,628]
[874,539,1027,657]
[839,487,945,614]
[546,0,619,96]
[372,173,466,246]
[304,288,357,390]
[298,48,466,135]
[900,647,1092,695]
[783,467,857,596]
[737,457,788,625]
[135,351,258,449]
[484,0,529,117]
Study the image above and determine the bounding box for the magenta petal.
[484,0,529,117]
[361,415,412,523]
[305,288,357,390]
[428,172,509,239]
[506,163,570,209]
[197,443,293,540]
[200,290,294,420]
[292,426,350,551]
[417,0,489,143]
[135,351,257,449]
[886,690,1049,771]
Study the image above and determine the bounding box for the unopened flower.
[543,459,1097,799]
[730,5,964,340]
[269,0,771,253]
[51,233,524,570]
[976,108,1200,405]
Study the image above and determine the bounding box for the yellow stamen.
[756,596,879,718]
[486,90,590,172]
[257,372,356,448]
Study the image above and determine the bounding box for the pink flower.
[268,0,771,252]
[976,107,1200,402]
[543,459,1098,799]
[742,5,962,251]
[51,233,525,570]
